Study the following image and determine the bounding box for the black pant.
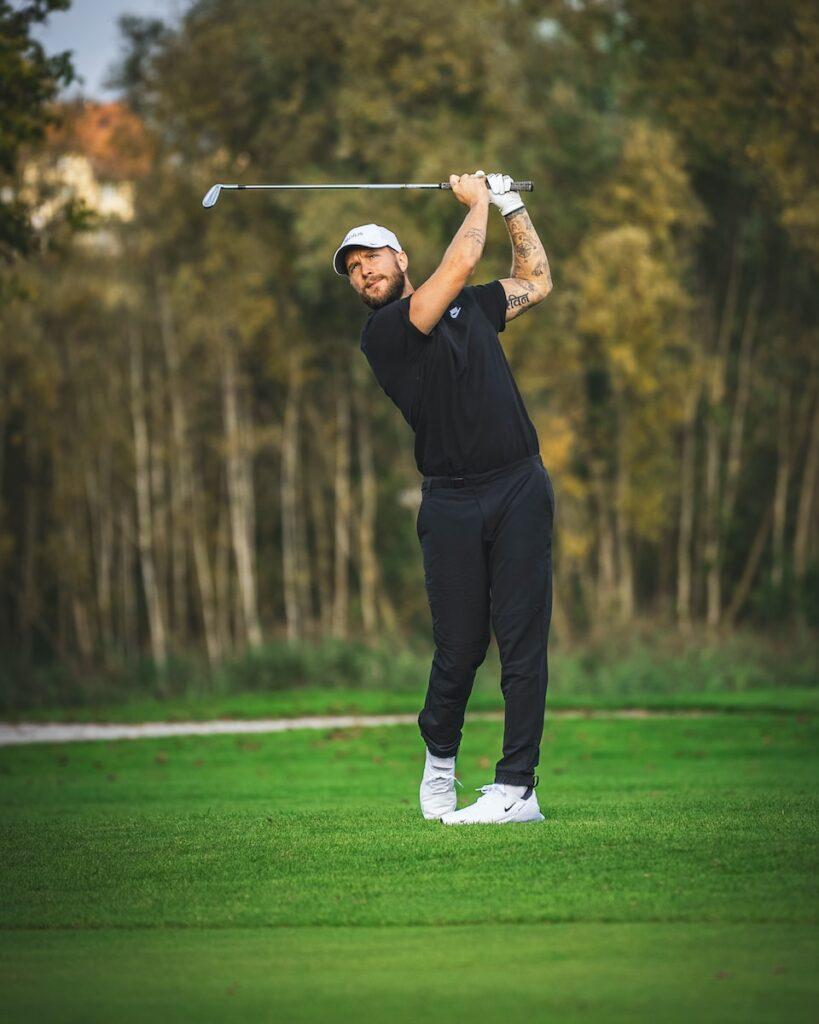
[416,453,555,787]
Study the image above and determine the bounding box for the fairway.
[1,712,817,1021]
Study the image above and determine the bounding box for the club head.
[202,184,222,208]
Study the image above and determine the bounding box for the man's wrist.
[502,203,525,219]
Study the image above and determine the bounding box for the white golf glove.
[474,170,525,217]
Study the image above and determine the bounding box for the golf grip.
[440,180,533,192]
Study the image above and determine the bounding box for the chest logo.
[449,306,461,319]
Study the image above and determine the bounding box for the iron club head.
[202,184,223,208]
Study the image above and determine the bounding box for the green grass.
[4,685,818,724]
[3,925,815,1024]
[1,711,817,1020]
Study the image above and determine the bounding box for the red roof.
[46,99,153,180]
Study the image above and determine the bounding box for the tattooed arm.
[498,207,553,322]
[408,172,489,335]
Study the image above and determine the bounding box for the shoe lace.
[427,772,463,795]
[474,783,504,802]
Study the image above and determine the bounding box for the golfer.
[333,171,555,824]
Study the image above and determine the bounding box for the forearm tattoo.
[463,226,486,253]
[505,208,552,291]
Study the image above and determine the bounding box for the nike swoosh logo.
[504,804,516,812]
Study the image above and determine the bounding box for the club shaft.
[216,181,534,191]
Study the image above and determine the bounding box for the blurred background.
[1,0,816,713]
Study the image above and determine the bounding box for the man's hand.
[449,171,490,209]
[485,172,525,218]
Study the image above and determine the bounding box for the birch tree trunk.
[222,340,262,648]
[676,384,700,628]
[724,500,773,627]
[332,385,352,639]
[614,399,634,621]
[128,323,167,667]
[281,348,306,642]
[704,255,740,628]
[148,363,170,637]
[794,387,819,581]
[157,280,221,664]
[723,283,760,526]
[19,446,38,668]
[158,280,189,647]
[0,358,6,630]
[306,448,333,635]
[85,456,114,653]
[771,382,792,588]
[215,493,233,654]
[118,503,137,658]
[593,466,616,622]
[304,400,335,635]
[67,517,94,664]
[353,370,379,640]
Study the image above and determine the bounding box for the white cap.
[332,223,402,276]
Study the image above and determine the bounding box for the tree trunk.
[128,323,167,667]
[306,446,333,635]
[215,491,233,655]
[19,444,38,669]
[332,384,352,639]
[0,356,7,635]
[157,280,189,646]
[157,279,221,663]
[704,245,740,628]
[723,500,773,627]
[85,456,114,653]
[794,387,819,580]
[676,384,700,628]
[149,362,170,632]
[222,341,262,648]
[723,282,760,526]
[593,464,616,623]
[353,369,379,640]
[304,400,335,635]
[281,348,307,642]
[67,518,94,665]
[771,381,792,588]
[118,503,137,658]
[614,399,634,621]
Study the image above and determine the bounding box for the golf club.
[202,180,534,208]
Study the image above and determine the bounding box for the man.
[332,171,555,824]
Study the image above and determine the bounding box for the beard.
[360,267,406,309]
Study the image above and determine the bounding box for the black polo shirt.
[359,280,540,476]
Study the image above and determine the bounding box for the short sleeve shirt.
[359,280,540,476]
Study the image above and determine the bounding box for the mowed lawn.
[0,711,817,1022]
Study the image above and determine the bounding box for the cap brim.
[332,240,401,276]
[333,243,359,276]
[333,242,387,276]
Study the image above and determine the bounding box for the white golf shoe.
[440,783,545,825]
[419,749,462,820]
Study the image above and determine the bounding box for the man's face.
[345,246,407,309]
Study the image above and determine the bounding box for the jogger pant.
[416,453,555,787]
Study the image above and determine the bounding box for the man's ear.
[397,251,409,273]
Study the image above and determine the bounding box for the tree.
[0,0,74,268]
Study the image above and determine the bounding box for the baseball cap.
[332,223,403,276]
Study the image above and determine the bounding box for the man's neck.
[402,277,414,297]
